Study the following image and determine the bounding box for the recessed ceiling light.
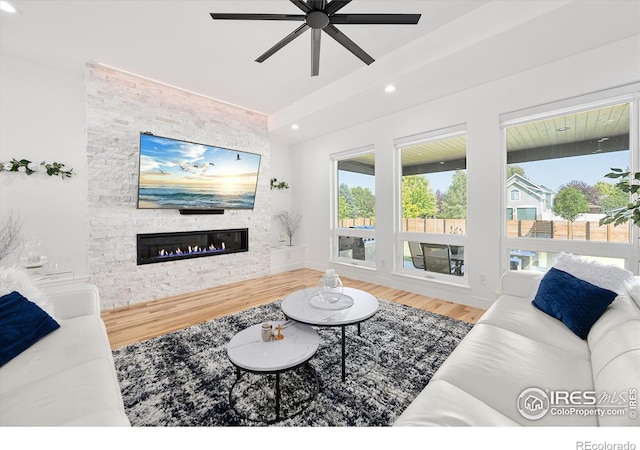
[384,85,396,93]
[291,124,299,130]
[0,1,16,13]
[556,127,570,132]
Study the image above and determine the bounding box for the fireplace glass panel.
[137,228,248,265]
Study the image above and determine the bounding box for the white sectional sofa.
[395,268,640,426]
[0,282,130,426]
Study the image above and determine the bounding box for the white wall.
[269,139,295,246]
[0,55,88,273]
[290,36,640,310]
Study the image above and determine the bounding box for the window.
[396,126,467,281]
[332,147,375,267]
[503,95,637,272]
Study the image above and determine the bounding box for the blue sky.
[339,150,630,195]
[139,134,260,187]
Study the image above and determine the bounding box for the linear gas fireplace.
[137,228,248,265]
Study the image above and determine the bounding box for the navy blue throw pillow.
[532,267,617,340]
[0,291,60,366]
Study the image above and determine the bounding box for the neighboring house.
[506,174,554,220]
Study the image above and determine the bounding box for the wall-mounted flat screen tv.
[137,133,261,210]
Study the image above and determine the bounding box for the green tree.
[440,170,467,219]
[507,165,526,179]
[560,180,599,204]
[338,195,350,221]
[338,183,356,219]
[553,186,589,238]
[594,181,628,213]
[350,186,376,219]
[402,175,437,218]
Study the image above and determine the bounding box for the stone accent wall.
[85,63,271,310]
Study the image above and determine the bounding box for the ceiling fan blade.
[256,23,310,63]
[325,1,352,16]
[330,14,421,25]
[290,0,311,13]
[323,23,374,65]
[210,13,305,21]
[311,29,321,76]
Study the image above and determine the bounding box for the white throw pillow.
[553,252,633,295]
[0,265,55,317]
[624,278,640,309]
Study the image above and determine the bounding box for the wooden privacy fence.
[402,218,467,234]
[505,220,629,242]
[340,218,629,243]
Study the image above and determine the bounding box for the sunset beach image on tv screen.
[137,134,261,210]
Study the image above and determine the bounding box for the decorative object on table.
[17,238,48,271]
[0,158,74,179]
[275,210,301,246]
[260,322,273,342]
[112,299,472,426]
[0,210,23,261]
[273,324,284,340]
[270,178,289,190]
[317,269,343,304]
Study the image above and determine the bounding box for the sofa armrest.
[41,283,101,319]
[500,270,543,298]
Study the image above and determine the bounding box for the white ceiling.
[1,1,639,145]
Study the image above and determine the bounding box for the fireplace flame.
[157,241,227,259]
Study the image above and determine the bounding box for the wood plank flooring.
[102,268,486,350]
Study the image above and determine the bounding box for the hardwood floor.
[102,268,486,350]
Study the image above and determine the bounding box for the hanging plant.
[0,158,75,179]
[270,177,289,190]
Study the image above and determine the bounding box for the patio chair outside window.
[420,243,453,275]
[408,241,424,269]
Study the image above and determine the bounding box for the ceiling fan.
[210,0,421,76]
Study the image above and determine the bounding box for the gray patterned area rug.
[113,298,473,426]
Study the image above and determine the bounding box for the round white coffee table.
[226,320,319,423]
[280,287,379,381]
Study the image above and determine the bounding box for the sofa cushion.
[428,323,597,425]
[394,378,520,426]
[0,291,60,367]
[0,315,129,426]
[478,294,590,359]
[532,267,617,339]
[0,357,130,426]
[0,316,114,394]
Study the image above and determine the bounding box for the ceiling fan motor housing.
[307,10,330,29]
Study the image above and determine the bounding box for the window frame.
[394,124,469,285]
[500,88,640,274]
[330,145,376,269]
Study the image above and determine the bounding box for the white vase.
[318,269,343,303]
